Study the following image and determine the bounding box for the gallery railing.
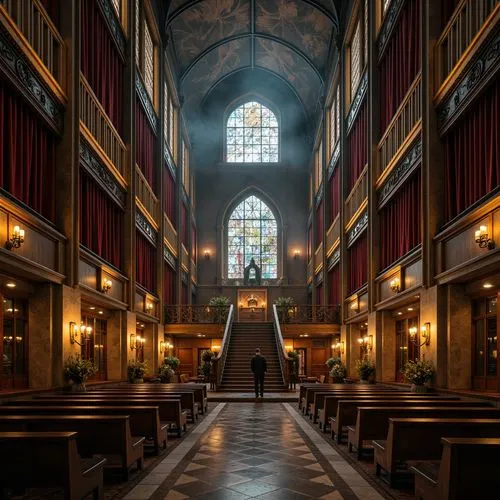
[164,305,230,324]
[275,304,341,324]
[212,305,234,390]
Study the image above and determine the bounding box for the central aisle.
[125,403,385,499]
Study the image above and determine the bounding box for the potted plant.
[127,360,147,383]
[326,357,342,370]
[274,296,296,323]
[63,355,97,392]
[159,363,175,383]
[163,355,180,371]
[404,359,435,392]
[330,362,347,383]
[200,350,214,379]
[287,350,300,388]
[208,296,231,323]
[355,358,375,384]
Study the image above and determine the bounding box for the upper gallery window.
[136,0,157,106]
[226,101,279,163]
[227,195,278,279]
[347,0,368,104]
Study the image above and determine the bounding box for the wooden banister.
[135,165,159,223]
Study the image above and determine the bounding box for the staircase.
[219,322,286,392]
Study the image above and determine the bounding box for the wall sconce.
[5,225,25,250]
[390,277,400,293]
[293,249,300,260]
[285,344,293,352]
[204,249,211,260]
[409,322,431,347]
[101,278,112,294]
[211,345,221,354]
[3,336,22,344]
[358,335,373,352]
[332,340,345,355]
[475,225,495,250]
[130,333,145,351]
[146,301,154,313]
[160,341,173,354]
[70,321,92,346]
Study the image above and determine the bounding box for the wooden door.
[177,348,194,377]
[311,341,328,378]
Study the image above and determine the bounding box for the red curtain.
[181,282,188,305]
[440,0,461,29]
[307,225,313,261]
[348,101,367,192]
[80,173,124,269]
[181,203,188,247]
[316,283,323,305]
[328,264,340,306]
[444,80,500,222]
[81,0,123,132]
[315,200,323,248]
[191,224,197,262]
[40,0,60,28]
[136,232,156,293]
[163,167,176,226]
[379,171,421,269]
[136,99,156,192]
[379,0,421,133]
[164,263,176,304]
[328,167,340,225]
[0,83,56,222]
[349,232,367,294]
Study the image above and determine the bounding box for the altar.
[237,289,267,322]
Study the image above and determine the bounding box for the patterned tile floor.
[124,403,386,500]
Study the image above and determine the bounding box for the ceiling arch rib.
[180,33,323,83]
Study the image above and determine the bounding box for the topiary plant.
[163,355,180,371]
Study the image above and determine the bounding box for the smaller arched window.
[226,101,279,163]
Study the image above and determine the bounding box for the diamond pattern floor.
[143,403,386,499]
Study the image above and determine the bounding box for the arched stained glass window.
[226,101,279,163]
[227,195,278,279]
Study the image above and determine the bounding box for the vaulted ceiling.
[165,0,341,120]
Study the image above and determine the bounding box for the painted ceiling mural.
[167,0,338,117]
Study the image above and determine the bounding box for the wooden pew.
[410,437,500,499]
[317,393,460,432]
[372,418,500,487]
[330,399,488,443]
[0,405,167,455]
[0,431,107,500]
[347,406,500,459]
[12,397,188,437]
[78,390,199,423]
[0,415,144,480]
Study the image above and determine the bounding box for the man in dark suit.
[251,348,267,399]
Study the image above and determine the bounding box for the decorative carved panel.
[97,0,126,58]
[136,211,157,245]
[164,245,176,270]
[377,0,405,58]
[327,248,340,271]
[136,72,158,132]
[346,71,368,132]
[347,211,368,248]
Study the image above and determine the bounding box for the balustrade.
[326,216,340,253]
[163,215,177,253]
[135,165,159,222]
[164,305,230,324]
[275,304,341,324]
[1,0,64,88]
[345,166,368,225]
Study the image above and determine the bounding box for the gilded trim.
[164,140,177,178]
[136,72,158,132]
[347,211,368,248]
[136,211,157,245]
[377,0,405,59]
[164,245,177,269]
[346,71,367,133]
[97,0,126,59]
[327,248,340,270]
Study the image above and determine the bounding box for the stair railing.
[212,304,234,391]
[272,304,293,390]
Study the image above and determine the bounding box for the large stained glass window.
[227,195,278,279]
[226,101,279,163]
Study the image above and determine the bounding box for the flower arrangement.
[63,356,97,388]
[163,355,180,371]
[403,359,435,386]
[158,363,175,383]
[326,357,342,369]
[330,362,347,382]
[127,360,147,382]
[355,358,376,381]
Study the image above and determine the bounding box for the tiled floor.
[124,403,387,499]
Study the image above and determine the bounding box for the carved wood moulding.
[136,72,158,132]
[327,247,340,271]
[80,141,126,208]
[97,0,126,59]
[315,268,324,285]
[327,142,340,179]
[0,26,63,133]
[347,210,368,248]
[164,245,176,270]
[437,30,500,134]
[377,138,422,208]
[164,140,177,178]
[377,0,405,59]
[181,270,188,284]
[346,71,368,133]
[136,211,157,246]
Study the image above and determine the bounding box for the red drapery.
[348,101,367,192]
[315,200,323,248]
[328,167,340,225]
[181,283,188,305]
[379,0,421,133]
[379,171,421,269]
[0,83,56,221]
[191,224,197,262]
[80,173,124,269]
[81,0,123,132]
[136,232,156,293]
[307,225,313,261]
[316,283,323,305]
[444,80,500,222]
[181,203,188,247]
[349,232,367,294]
[164,263,176,304]
[163,167,176,226]
[328,264,340,306]
[40,0,60,28]
[136,99,156,192]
